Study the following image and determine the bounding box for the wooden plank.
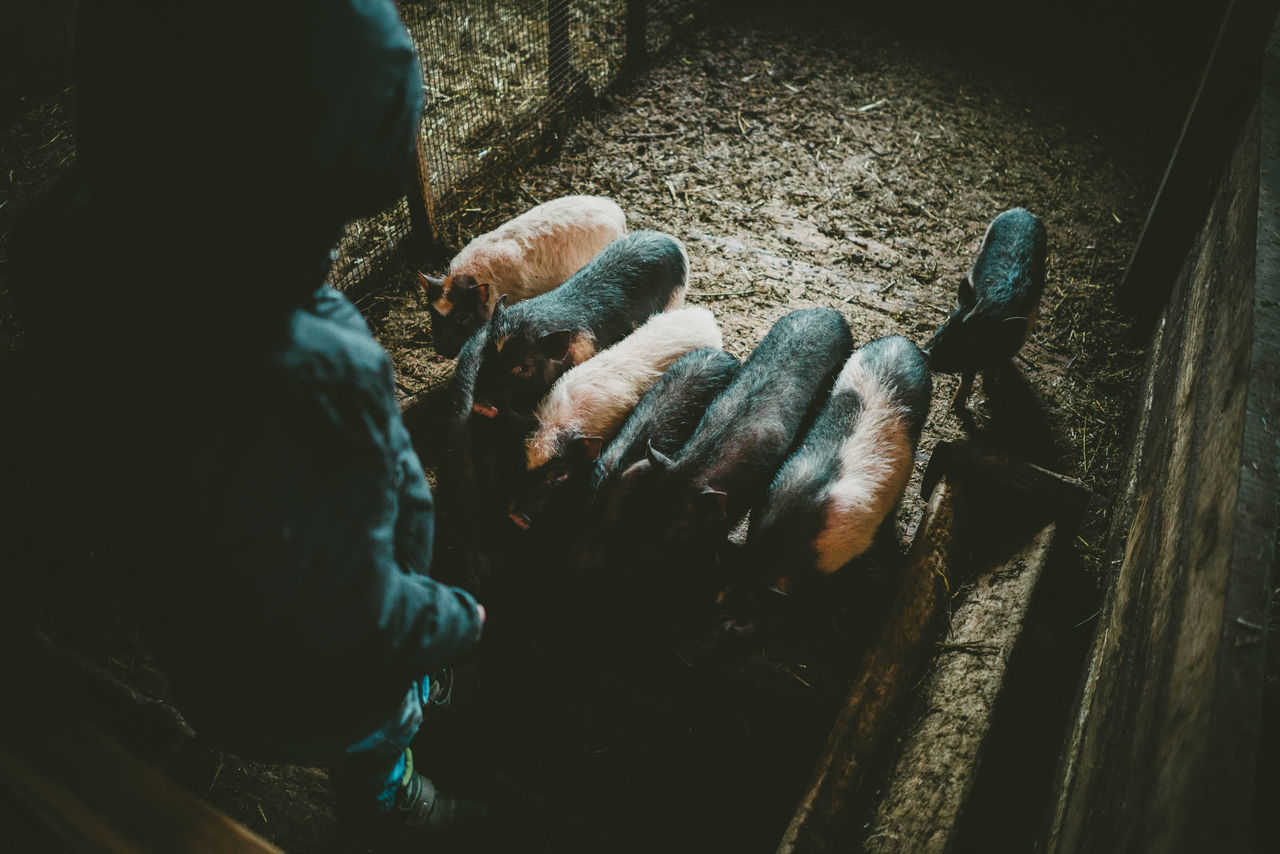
[0,614,280,853]
[0,721,283,854]
[1044,72,1271,851]
[1116,0,1279,316]
[776,441,1087,854]
[1220,9,1280,827]
[0,741,143,854]
[921,440,1090,515]
[861,520,1065,853]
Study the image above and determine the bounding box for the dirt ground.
[0,5,1162,853]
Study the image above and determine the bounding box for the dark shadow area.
[1255,585,1280,852]
[411,593,847,854]
[0,1,76,131]
[958,361,1067,473]
[948,537,1102,852]
[763,0,1231,165]
[0,785,69,853]
[415,501,900,852]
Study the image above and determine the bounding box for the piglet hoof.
[472,402,499,419]
[949,372,975,412]
[507,512,532,532]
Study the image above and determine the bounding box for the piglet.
[470,229,689,419]
[743,335,931,596]
[923,207,1047,409]
[508,306,723,533]
[418,195,626,357]
[601,308,853,579]
[579,347,741,572]
[592,348,742,499]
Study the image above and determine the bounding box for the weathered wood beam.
[0,722,282,854]
[861,520,1065,853]
[1044,27,1278,844]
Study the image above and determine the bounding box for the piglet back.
[752,335,931,580]
[680,307,853,473]
[848,334,932,441]
[450,195,627,297]
[526,306,722,470]
[971,207,1047,311]
[553,229,690,336]
[593,347,742,494]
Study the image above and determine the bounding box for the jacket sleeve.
[203,298,483,688]
[321,337,484,679]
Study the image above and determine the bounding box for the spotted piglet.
[418,195,626,357]
[923,207,1047,409]
[742,335,931,597]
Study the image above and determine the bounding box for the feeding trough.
[779,440,1088,853]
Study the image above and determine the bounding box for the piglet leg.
[950,371,975,411]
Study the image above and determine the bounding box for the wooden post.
[626,0,648,72]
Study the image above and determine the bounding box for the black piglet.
[923,207,1047,409]
[469,229,689,418]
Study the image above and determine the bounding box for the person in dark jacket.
[60,0,486,837]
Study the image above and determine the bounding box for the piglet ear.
[572,435,604,461]
[538,330,573,361]
[490,294,508,326]
[475,282,491,305]
[646,440,675,471]
[620,457,651,484]
[697,487,728,523]
[418,271,445,298]
[958,275,975,306]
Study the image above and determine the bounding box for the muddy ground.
[0,4,1171,852]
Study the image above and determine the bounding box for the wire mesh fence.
[328,0,704,293]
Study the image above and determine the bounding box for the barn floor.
[0,4,1167,852]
